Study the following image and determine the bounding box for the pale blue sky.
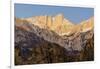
[15,3,94,23]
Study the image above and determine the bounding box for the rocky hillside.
[15,14,94,65]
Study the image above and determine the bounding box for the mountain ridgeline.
[15,14,94,65]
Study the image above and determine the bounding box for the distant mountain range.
[15,14,94,65]
[15,14,94,51]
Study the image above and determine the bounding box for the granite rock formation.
[15,14,94,65]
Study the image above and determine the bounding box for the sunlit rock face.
[25,14,93,35]
[15,14,94,65]
[25,14,75,34]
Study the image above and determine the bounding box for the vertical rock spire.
[52,14,63,33]
[46,16,52,29]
